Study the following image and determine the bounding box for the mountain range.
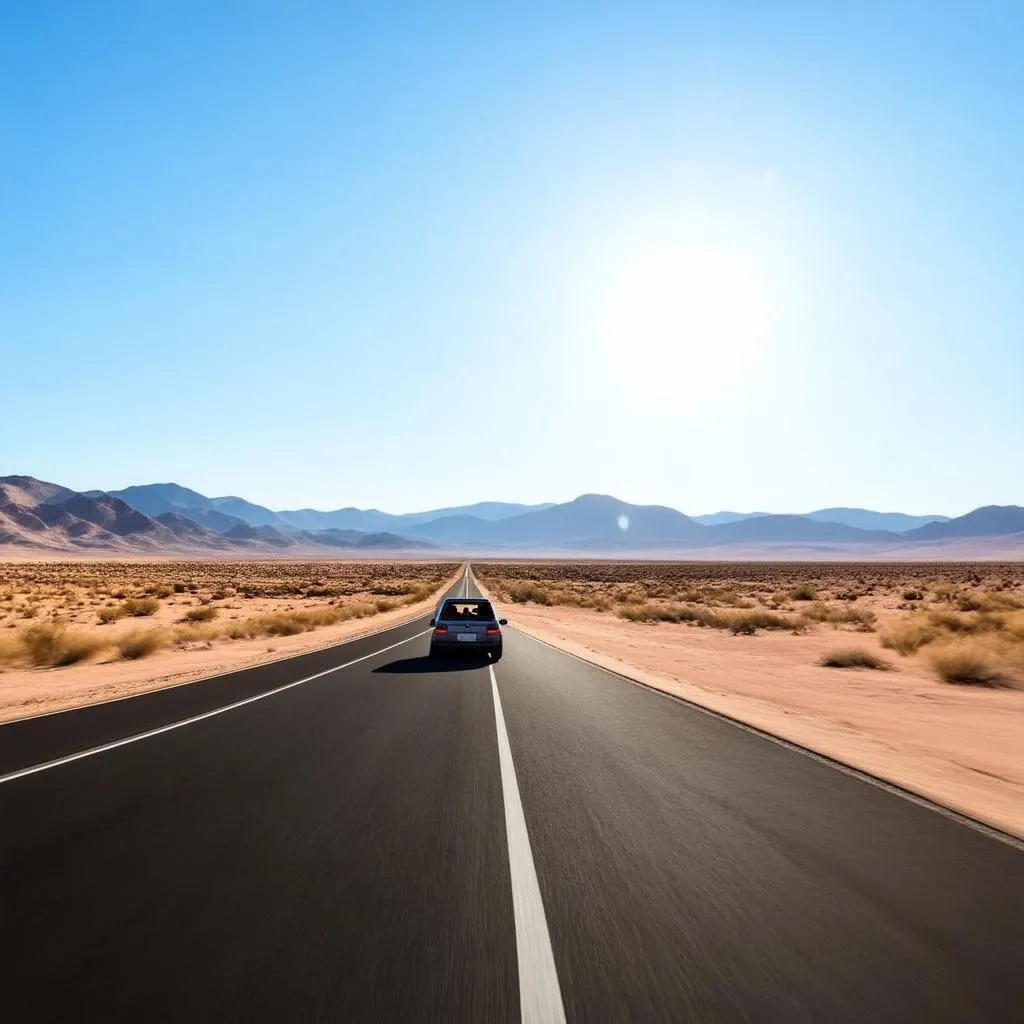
[1,475,1022,558]
[691,508,951,532]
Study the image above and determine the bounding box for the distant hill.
[174,507,249,534]
[408,514,496,543]
[215,523,296,548]
[208,496,288,528]
[100,483,213,517]
[904,506,1024,540]
[277,500,555,532]
[105,483,288,530]
[0,486,183,552]
[0,475,76,508]
[0,476,435,554]
[694,508,949,532]
[400,501,556,526]
[154,512,231,546]
[692,511,770,526]
[702,514,898,545]
[297,528,435,550]
[804,508,949,532]
[278,507,403,532]
[412,494,706,547]
[57,493,170,538]
[352,531,435,550]
[253,525,295,548]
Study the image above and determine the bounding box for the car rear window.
[441,600,495,621]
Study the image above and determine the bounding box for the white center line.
[0,628,433,785]
[489,663,567,1024]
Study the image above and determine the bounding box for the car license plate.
[457,633,476,642]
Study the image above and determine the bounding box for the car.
[429,597,507,660]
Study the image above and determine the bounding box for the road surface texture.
[2,566,1022,1022]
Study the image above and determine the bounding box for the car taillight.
[486,625,501,635]
[434,624,448,634]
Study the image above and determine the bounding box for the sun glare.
[592,236,779,401]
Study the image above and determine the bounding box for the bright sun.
[592,237,777,400]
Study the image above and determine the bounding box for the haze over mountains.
[692,508,951,532]
[1,475,1022,558]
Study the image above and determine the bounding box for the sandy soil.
[0,578,454,724]
[493,599,1024,839]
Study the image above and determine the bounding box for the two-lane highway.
[2,565,1022,1022]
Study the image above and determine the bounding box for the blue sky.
[2,1,1021,516]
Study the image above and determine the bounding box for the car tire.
[491,644,503,662]
[429,643,440,659]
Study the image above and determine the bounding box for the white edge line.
[509,627,1024,854]
[0,628,432,786]
[489,662,567,1023]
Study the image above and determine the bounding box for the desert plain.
[0,560,459,721]
[2,557,1022,836]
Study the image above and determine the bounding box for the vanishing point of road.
[2,566,1022,1022]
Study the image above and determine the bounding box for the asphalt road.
[2,565,1022,1022]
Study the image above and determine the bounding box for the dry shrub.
[173,623,222,644]
[999,611,1024,643]
[21,623,104,667]
[117,628,167,660]
[926,609,980,633]
[342,601,377,620]
[505,582,554,605]
[234,604,381,638]
[182,606,218,623]
[248,613,308,637]
[819,647,891,670]
[880,617,938,655]
[927,642,1016,688]
[616,602,658,622]
[617,602,709,624]
[788,583,817,601]
[97,605,126,624]
[0,633,24,666]
[616,603,797,634]
[658,604,719,626]
[121,597,160,617]
[958,591,1024,613]
[722,609,799,635]
[802,602,877,631]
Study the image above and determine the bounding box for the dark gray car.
[429,597,507,660]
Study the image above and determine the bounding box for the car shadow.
[373,655,493,674]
